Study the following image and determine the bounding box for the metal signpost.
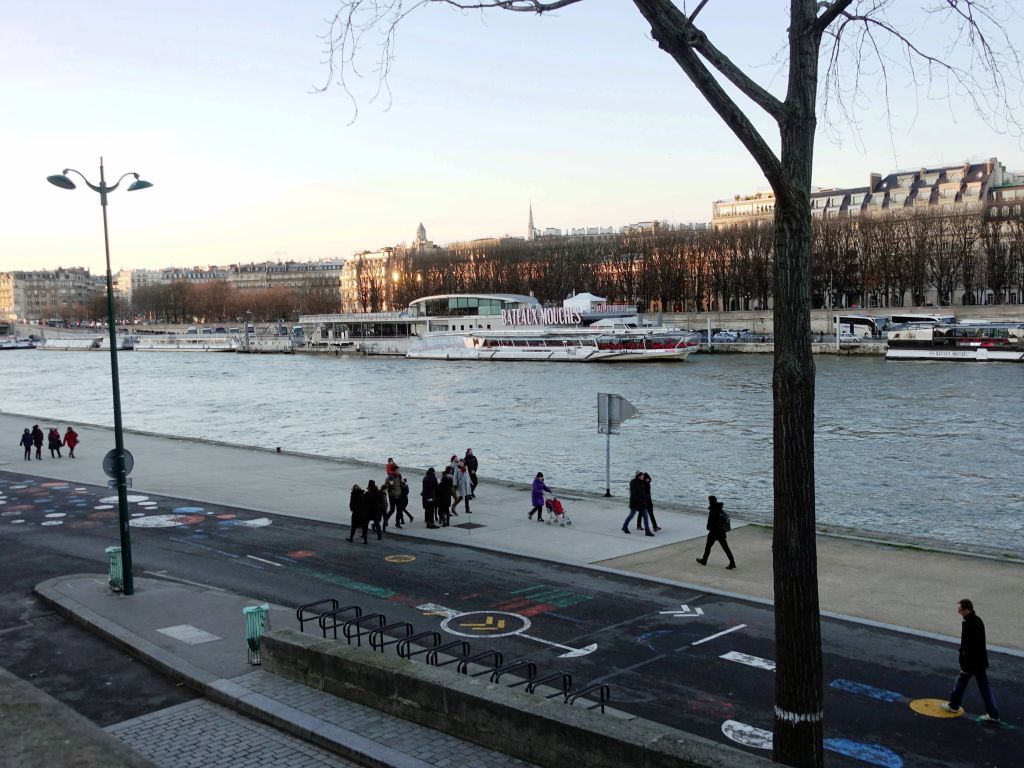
[597,393,638,497]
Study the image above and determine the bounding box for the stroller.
[544,494,571,526]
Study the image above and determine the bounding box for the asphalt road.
[1,469,1019,767]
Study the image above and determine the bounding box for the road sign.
[597,393,638,435]
[102,448,134,478]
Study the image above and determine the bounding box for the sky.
[4,1,1024,274]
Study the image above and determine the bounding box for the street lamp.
[47,158,152,596]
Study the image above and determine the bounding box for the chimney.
[869,173,881,191]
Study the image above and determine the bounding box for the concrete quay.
[3,410,1022,767]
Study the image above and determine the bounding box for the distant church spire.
[528,203,535,241]
[416,222,427,244]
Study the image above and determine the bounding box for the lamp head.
[127,178,153,192]
[47,174,76,190]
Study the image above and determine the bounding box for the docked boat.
[134,334,237,352]
[886,322,1024,362]
[1,336,36,350]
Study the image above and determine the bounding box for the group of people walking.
[621,471,662,536]
[346,450,479,543]
[19,425,78,460]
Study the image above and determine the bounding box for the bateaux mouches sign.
[502,307,583,326]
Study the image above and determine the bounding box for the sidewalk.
[3,410,1021,652]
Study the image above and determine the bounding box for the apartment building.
[0,273,13,321]
[11,267,97,321]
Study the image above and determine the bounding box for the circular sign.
[102,449,135,478]
[385,554,417,564]
[440,611,531,638]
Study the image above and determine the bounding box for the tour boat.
[133,334,238,352]
[886,322,1024,362]
[0,336,35,351]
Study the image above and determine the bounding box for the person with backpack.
[697,495,736,569]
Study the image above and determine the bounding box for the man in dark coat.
[436,469,454,527]
[696,495,736,569]
[463,449,479,498]
[31,425,44,460]
[621,472,653,535]
[942,598,1000,721]
[421,468,439,529]
[346,484,369,543]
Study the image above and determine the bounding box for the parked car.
[838,331,861,343]
[712,331,739,342]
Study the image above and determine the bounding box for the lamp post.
[47,158,152,596]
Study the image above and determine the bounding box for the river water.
[1,350,1021,553]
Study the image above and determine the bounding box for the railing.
[568,682,612,714]
[456,649,503,678]
[527,672,574,700]
[426,640,472,668]
[490,659,537,687]
[342,613,386,647]
[296,598,338,633]
[318,605,364,639]
[370,622,414,653]
[397,631,442,660]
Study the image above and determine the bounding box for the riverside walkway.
[2,410,1021,767]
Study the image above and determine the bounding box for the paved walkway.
[5,410,1024,766]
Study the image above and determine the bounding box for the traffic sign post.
[597,393,638,497]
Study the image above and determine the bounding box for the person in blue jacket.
[529,472,551,522]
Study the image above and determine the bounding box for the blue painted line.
[274,554,299,563]
[830,678,906,703]
[638,629,674,651]
[169,536,239,559]
[825,738,902,768]
[547,611,584,624]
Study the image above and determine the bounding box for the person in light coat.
[453,459,472,516]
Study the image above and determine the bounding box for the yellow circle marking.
[910,698,962,718]
[385,554,416,564]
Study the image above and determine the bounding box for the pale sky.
[4,1,1023,274]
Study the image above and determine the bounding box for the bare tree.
[321,2,1021,763]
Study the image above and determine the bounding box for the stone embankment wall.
[262,629,772,768]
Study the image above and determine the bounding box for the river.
[1,349,1021,553]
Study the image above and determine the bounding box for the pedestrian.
[448,454,460,477]
[397,477,412,524]
[622,471,653,536]
[383,466,403,529]
[346,484,369,544]
[421,467,439,529]
[363,479,385,540]
[19,428,33,460]
[386,457,399,478]
[529,472,551,522]
[47,428,63,458]
[636,472,660,532]
[453,459,472,516]
[31,425,43,460]
[63,426,79,458]
[697,495,736,569]
[463,448,479,498]
[941,598,1000,722]
[437,468,454,527]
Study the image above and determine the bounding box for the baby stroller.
[544,494,571,526]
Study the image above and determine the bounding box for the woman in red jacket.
[63,427,79,458]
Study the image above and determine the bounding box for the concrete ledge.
[262,629,772,768]
[0,664,156,768]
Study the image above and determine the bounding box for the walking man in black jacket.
[696,495,736,569]
[941,598,1000,722]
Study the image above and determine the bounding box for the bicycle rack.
[369,622,414,653]
[318,605,363,639]
[426,640,472,667]
[568,682,612,713]
[456,649,503,677]
[296,598,338,633]
[397,631,442,660]
[526,671,574,700]
[490,659,538,687]
[342,613,386,647]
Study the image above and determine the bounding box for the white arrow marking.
[246,555,282,567]
[519,633,599,658]
[721,651,775,671]
[722,720,772,750]
[691,623,746,645]
[659,604,704,617]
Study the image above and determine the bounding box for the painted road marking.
[638,629,675,651]
[909,698,962,718]
[691,624,746,645]
[721,651,775,671]
[423,603,598,658]
[246,555,282,567]
[385,554,416,563]
[144,571,227,591]
[722,721,903,767]
[660,604,704,617]
[156,624,222,645]
[830,679,905,703]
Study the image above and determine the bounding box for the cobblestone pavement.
[233,670,538,768]
[106,699,362,768]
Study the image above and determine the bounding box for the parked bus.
[888,313,956,326]
[832,314,882,338]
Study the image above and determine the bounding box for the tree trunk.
[772,119,823,765]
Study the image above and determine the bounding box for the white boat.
[39,336,102,351]
[1,336,36,351]
[886,322,1024,362]
[134,334,237,352]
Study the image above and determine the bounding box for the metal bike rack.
[369,621,414,653]
[426,640,472,667]
[490,659,538,687]
[397,631,442,660]
[318,605,364,639]
[296,598,338,633]
[456,649,503,678]
[568,682,612,714]
[342,613,386,647]
[526,671,574,699]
